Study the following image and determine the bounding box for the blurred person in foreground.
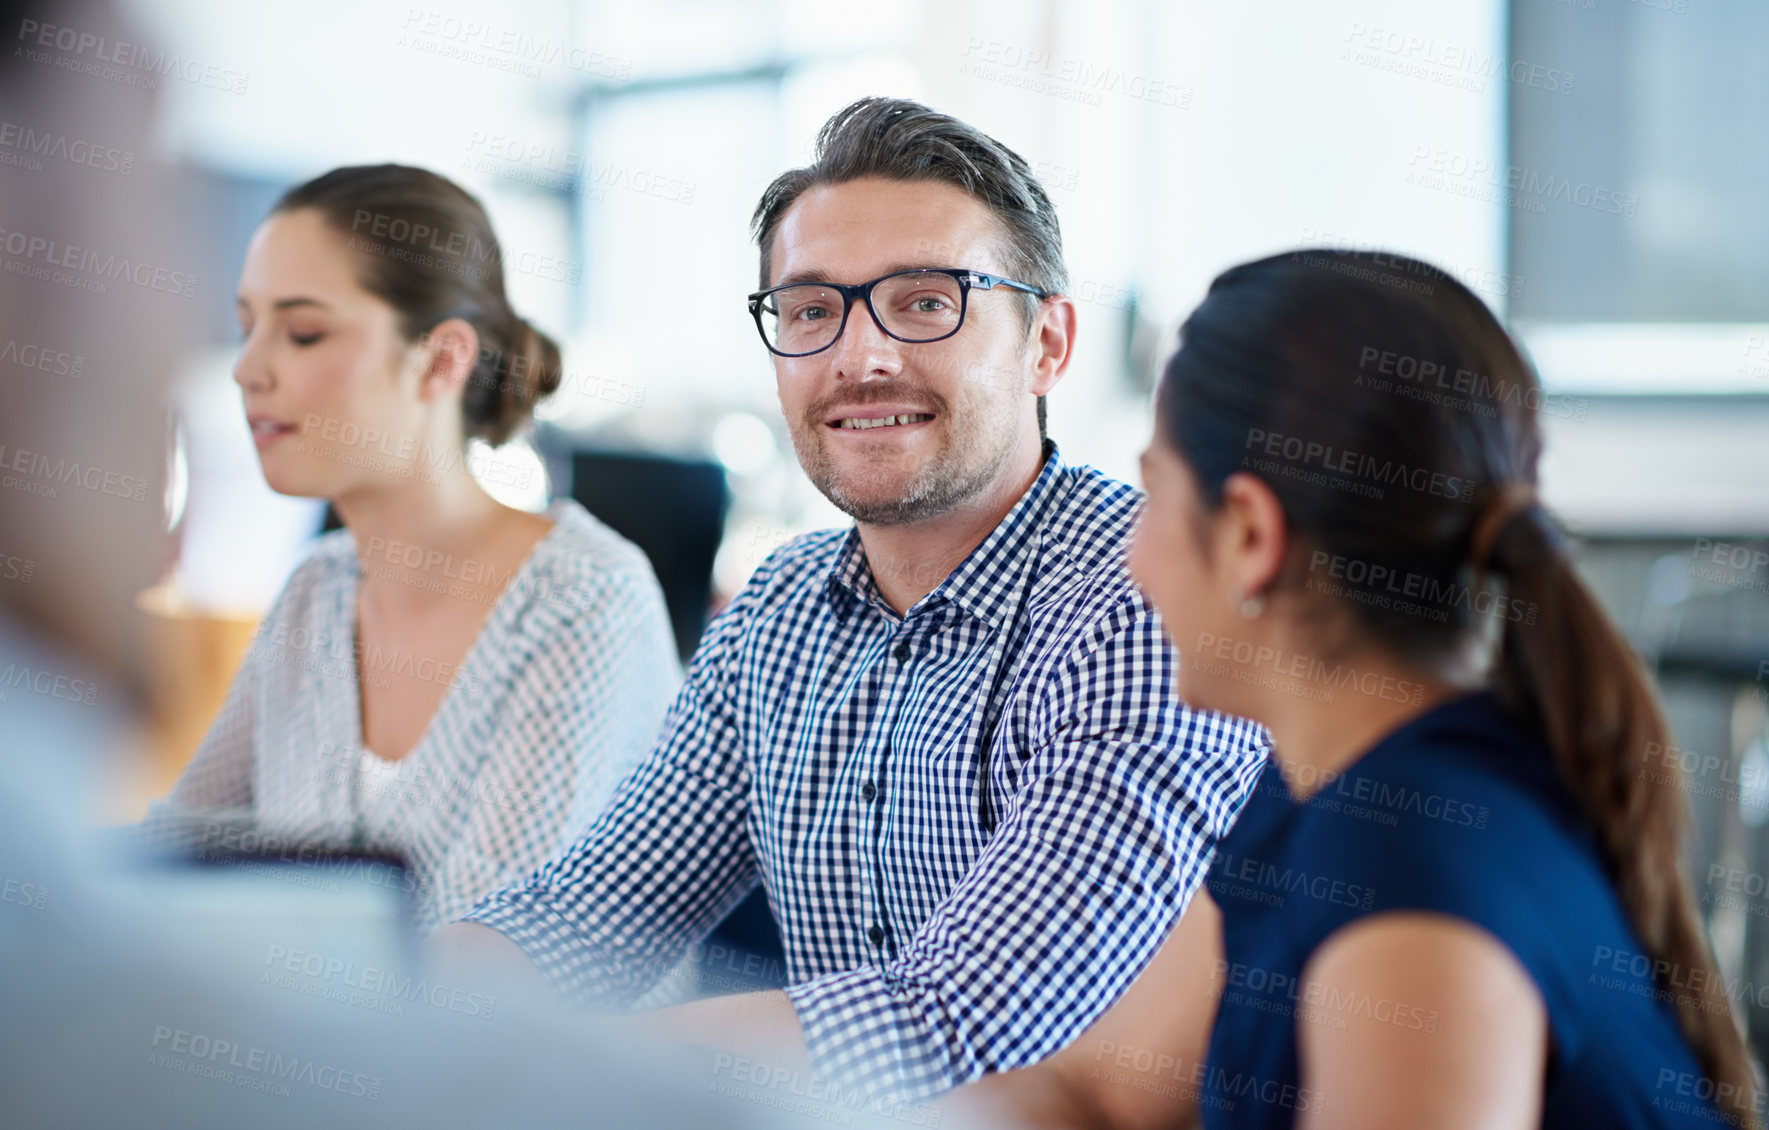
[0,3,798,1126]
[944,250,1761,1129]
[146,163,679,934]
[435,97,1269,1108]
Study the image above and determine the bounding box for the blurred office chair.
[569,449,729,663]
[569,447,787,996]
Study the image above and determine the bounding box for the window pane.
[1510,1,1769,321]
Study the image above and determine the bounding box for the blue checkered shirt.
[462,444,1269,1103]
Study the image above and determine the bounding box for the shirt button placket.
[865,630,911,964]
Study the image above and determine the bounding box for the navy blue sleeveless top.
[1199,691,1723,1128]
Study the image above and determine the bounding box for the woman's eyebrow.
[234,295,332,311]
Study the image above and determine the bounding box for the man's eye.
[898,290,954,314]
[791,305,832,322]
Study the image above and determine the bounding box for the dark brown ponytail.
[1160,249,1759,1126]
[1481,496,1761,1127]
[271,164,563,445]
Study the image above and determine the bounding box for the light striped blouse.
[152,497,682,935]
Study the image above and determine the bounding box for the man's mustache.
[808,385,949,422]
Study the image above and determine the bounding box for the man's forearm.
[633,989,811,1075]
[434,919,810,1069]
[429,921,556,1002]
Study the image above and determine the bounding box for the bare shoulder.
[1298,912,1547,1130]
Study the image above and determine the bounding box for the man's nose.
[827,299,902,381]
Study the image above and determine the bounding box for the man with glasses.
[437,97,1268,1106]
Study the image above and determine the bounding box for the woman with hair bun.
[153,165,680,934]
[955,250,1758,1128]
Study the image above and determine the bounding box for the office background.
[108,0,1769,1048]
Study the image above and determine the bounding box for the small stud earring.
[1238,593,1265,620]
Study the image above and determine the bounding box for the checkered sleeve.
[458,577,761,1007]
[785,598,1269,1104]
[420,565,683,934]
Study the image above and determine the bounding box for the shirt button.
[867,924,885,946]
[860,780,877,802]
[893,641,912,663]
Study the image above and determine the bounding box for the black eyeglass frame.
[745,268,1051,358]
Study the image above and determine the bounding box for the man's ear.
[414,318,479,404]
[1029,294,1077,398]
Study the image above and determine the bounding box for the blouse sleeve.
[145,547,332,837]
[159,650,257,813]
[420,561,681,933]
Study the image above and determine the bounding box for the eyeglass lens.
[758,271,965,354]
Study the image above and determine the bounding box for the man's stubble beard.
[790,385,1023,528]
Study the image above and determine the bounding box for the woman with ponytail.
[954,250,1758,1128]
[151,165,680,934]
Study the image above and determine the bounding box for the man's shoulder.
[1032,461,1147,614]
[736,526,853,603]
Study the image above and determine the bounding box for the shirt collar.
[824,440,1067,628]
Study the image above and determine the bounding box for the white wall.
[139,0,1769,593]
